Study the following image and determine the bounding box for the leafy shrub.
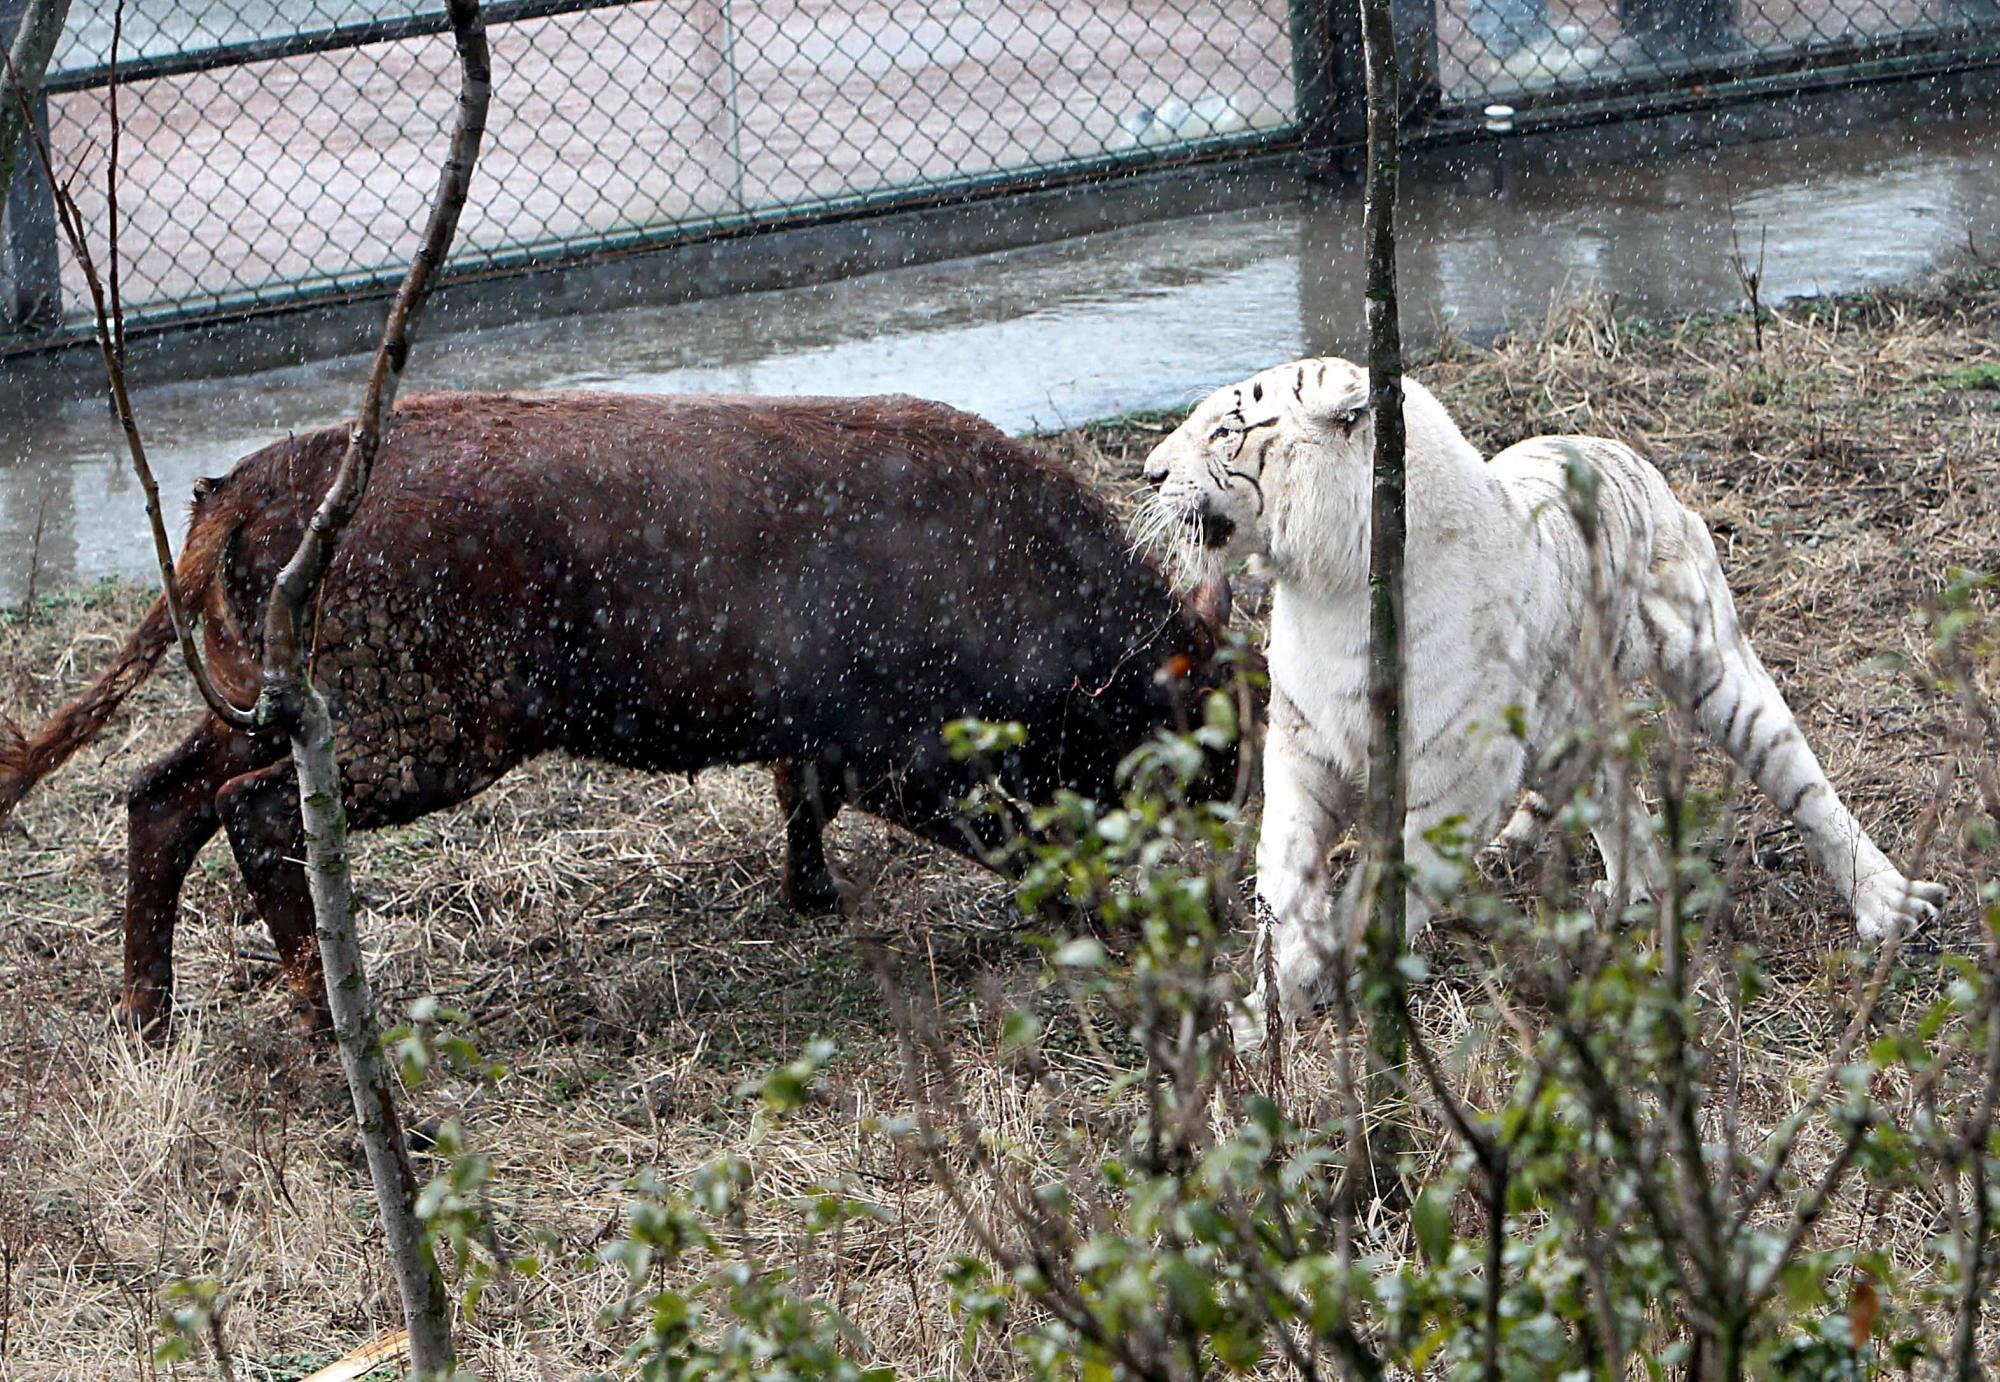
[898,603,2000,1380]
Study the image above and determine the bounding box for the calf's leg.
[775,759,846,911]
[216,760,331,1036]
[122,717,267,1036]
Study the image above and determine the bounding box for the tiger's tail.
[0,503,237,827]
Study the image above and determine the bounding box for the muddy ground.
[1,265,1997,1376]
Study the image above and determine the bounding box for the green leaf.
[1413,1185,1454,1264]
[1162,1254,1222,1331]
[1001,1008,1042,1053]
[1054,938,1109,968]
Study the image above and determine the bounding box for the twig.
[1733,929,1907,1230]
[1939,631,2000,1380]
[1745,1104,1873,1312]
[1657,775,1729,1319]
[1948,958,1999,1381]
[258,0,489,680]
[20,488,50,615]
[203,1291,239,1382]
[3,39,254,728]
[1726,208,1769,355]
[1553,1019,1719,1329]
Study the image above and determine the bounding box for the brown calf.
[0,391,1225,1033]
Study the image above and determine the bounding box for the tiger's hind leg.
[1588,759,1668,914]
[1478,733,1584,885]
[1641,514,1943,940]
[1481,766,1666,913]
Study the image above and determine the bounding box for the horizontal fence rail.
[2,0,1996,351]
[3,0,1300,339]
[1437,0,2000,103]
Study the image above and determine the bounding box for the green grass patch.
[1934,362,2000,391]
[0,575,150,625]
[1041,404,1191,439]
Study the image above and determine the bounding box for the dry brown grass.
[2,263,1999,1377]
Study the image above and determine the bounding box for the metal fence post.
[4,93,61,331]
[1619,0,1739,58]
[1297,0,1439,173]
[2,0,63,334]
[1290,0,1339,145]
[1393,0,1441,119]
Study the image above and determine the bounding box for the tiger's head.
[1138,357,1375,596]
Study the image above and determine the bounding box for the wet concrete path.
[3,106,1997,601]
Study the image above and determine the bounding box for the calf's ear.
[1190,573,1232,633]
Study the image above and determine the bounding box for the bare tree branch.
[246,2,491,1371]
[4,38,255,729]
[12,0,490,1366]
[1734,930,1907,1229]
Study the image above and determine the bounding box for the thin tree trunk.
[254,3,490,1372]
[11,0,488,1366]
[1358,0,1409,1153]
[1949,940,2000,1380]
[0,0,68,194]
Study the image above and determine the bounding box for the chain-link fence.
[1439,0,1999,104]
[3,0,1297,336]
[3,0,1997,348]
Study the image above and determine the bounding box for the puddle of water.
[2,108,1997,601]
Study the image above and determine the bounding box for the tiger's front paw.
[1230,992,1271,1053]
[1852,872,1946,944]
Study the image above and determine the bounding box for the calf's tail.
[0,505,235,826]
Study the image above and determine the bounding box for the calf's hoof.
[116,989,173,1045]
[293,996,336,1042]
[781,865,845,914]
[285,970,335,1041]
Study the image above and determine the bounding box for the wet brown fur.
[0,514,234,822]
[0,390,1222,1033]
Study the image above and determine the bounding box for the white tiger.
[1137,357,1943,1042]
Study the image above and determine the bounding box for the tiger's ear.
[1289,359,1371,437]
